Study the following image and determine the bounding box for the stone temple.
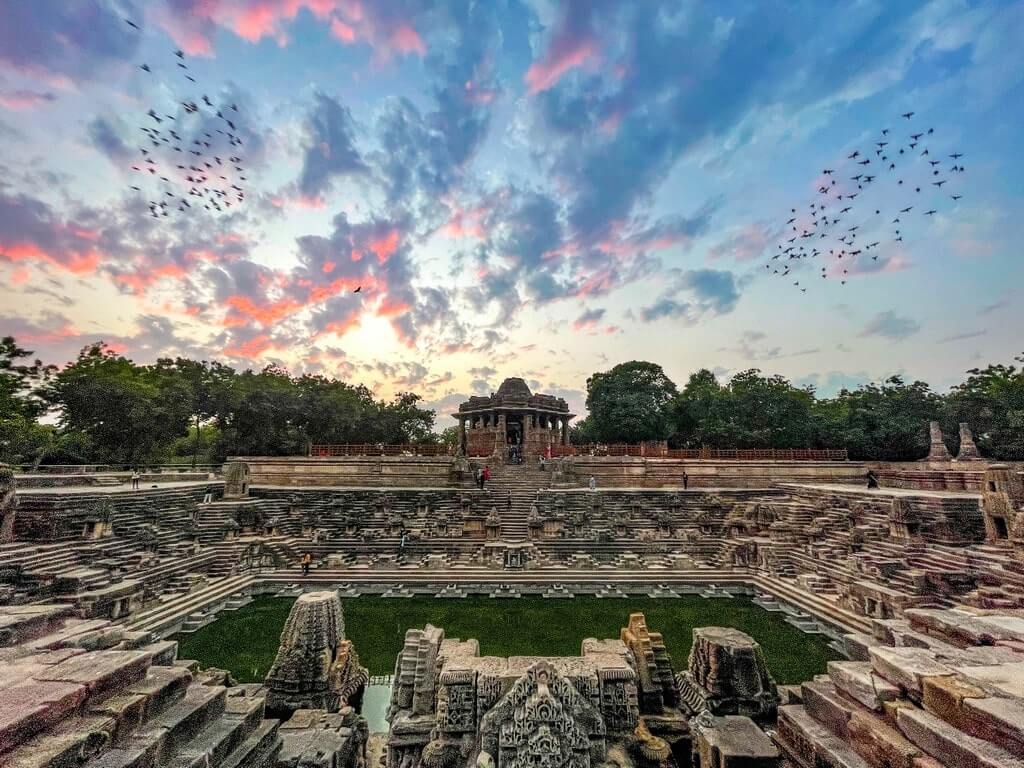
[1,408,1024,766]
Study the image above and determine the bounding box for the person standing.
[131,469,140,491]
[682,470,689,490]
[588,475,597,491]
[866,469,879,489]
[301,553,311,575]
[482,465,492,491]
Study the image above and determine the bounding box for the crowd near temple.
[0,376,1023,768]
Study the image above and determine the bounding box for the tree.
[820,376,942,461]
[0,336,57,466]
[671,369,730,447]
[943,356,1024,460]
[44,343,192,465]
[585,362,678,443]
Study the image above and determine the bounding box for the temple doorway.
[506,415,523,463]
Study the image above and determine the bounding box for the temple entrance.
[506,415,523,463]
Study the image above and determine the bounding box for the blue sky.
[1,0,1021,425]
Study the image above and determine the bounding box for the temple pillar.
[561,418,568,445]
[956,423,982,461]
[921,421,952,462]
[458,418,466,455]
[495,412,505,455]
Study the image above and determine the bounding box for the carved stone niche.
[82,500,114,540]
[981,463,1024,548]
[888,497,923,540]
[478,661,607,768]
[676,627,779,724]
[223,460,250,498]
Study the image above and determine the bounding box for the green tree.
[585,361,678,443]
[821,376,942,461]
[44,343,191,465]
[943,356,1024,460]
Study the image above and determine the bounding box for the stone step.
[896,706,1024,768]
[163,693,264,768]
[85,684,227,768]
[218,720,280,768]
[35,650,155,700]
[87,665,193,735]
[827,661,900,712]
[777,704,873,768]
[0,712,118,768]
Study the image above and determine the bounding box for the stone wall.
[233,455,458,487]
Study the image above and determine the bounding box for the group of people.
[475,464,492,490]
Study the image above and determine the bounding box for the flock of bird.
[764,112,966,291]
[124,17,248,219]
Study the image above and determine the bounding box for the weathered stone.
[0,464,16,543]
[691,711,780,768]
[264,591,368,718]
[868,647,955,698]
[677,626,779,722]
[896,707,1024,768]
[921,422,952,462]
[956,424,982,461]
[829,661,901,711]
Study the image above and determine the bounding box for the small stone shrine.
[265,590,368,718]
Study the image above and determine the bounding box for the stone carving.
[222,460,250,497]
[676,627,779,723]
[921,420,951,462]
[0,464,17,543]
[478,661,606,768]
[265,591,368,718]
[956,422,982,460]
[620,613,678,715]
[981,463,1024,548]
[888,498,922,539]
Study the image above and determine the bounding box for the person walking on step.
[482,465,492,491]
[203,485,213,504]
[131,469,140,491]
[865,469,879,489]
[301,552,311,575]
[588,475,597,491]
[475,466,483,491]
[506,489,513,513]
[682,470,689,490]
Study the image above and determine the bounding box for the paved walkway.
[23,479,222,495]
[785,482,980,499]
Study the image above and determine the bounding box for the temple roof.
[454,377,573,417]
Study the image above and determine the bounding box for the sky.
[1,0,1022,428]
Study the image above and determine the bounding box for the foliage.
[0,337,438,465]
[943,356,1024,460]
[585,361,678,443]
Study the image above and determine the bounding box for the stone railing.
[309,444,453,457]
[551,446,848,460]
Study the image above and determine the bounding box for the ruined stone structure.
[676,627,779,723]
[0,463,16,543]
[956,422,983,461]
[265,591,368,718]
[1,417,1023,766]
[922,421,953,462]
[454,377,574,458]
[386,613,691,767]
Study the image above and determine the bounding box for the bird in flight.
[902,111,914,119]
[949,153,963,159]
[924,209,937,215]
[951,194,962,201]
[140,63,151,73]
[124,18,140,30]
[353,287,362,294]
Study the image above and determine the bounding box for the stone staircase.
[775,606,1024,768]
[0,604,281,768]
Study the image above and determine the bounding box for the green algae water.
[174,595,840,686]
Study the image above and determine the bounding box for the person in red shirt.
[482,465,491,491]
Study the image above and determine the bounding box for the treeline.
[573,360,1024,461]
[0,338,435,467]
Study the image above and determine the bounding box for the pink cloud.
[368,229,400,263]
[0,89,56,110]
[524,6,600,95]
[0,242,100,275]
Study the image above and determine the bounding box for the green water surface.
[174,595,840,685]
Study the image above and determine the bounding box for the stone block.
[0,680,88,752]
[829,662,900,711]
[776,704,872,768]
[800,680,852,739]
[34,650,153,697]
[924,675,1024,756]
[869,647,954,698]
[847,708,921,768]
[896,707,1024,768]
[845,633,874,662]
[692,713,780,768]
[1,713,117,768]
